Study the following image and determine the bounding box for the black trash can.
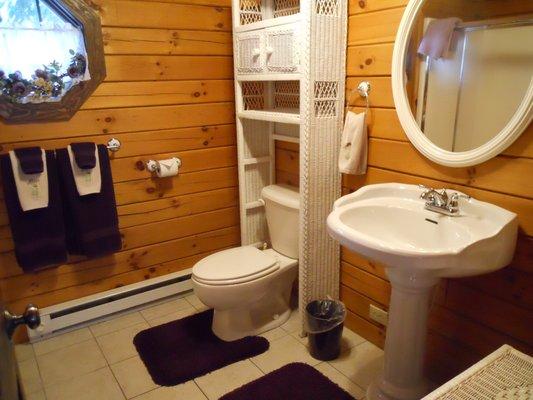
[305,299,346,361]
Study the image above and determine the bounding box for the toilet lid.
[192,246,279,284]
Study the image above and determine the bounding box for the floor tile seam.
[108,355,160,399]
[91,329,129,399]
[89,312,146,338]
[107,363,133,400]
[18,356,46,398]
[326,359,368,388]
[41,365,113,394]
[33,335,96,358]
[248,356,272,375]
[192,379,211,400]
[108,353,140,369]
[38,360,109,390]
[322,361,368,394]
[95,321,150,346]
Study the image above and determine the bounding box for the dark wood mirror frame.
[0,0,106,124]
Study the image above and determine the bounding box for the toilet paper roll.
[155,157,180,178]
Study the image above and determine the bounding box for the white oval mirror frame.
[391,0,533,168]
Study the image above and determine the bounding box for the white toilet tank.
[261,184,299,259]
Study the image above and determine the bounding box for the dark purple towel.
[70,142,97,169]
[1,151,68,272]
[56,144,122,258]
[14,147,44,174]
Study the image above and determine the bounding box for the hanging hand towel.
[1,150,68,272]
[418,18,461,59]
[8,148,49,211]
[14,147,44,174]
[57,144,122,258]
[338,111,367,175]
[71,142,97,169]
[67,143,102,196]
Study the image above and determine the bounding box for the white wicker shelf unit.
[232,0,348,326]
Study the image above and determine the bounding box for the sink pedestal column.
[367,269,439,400]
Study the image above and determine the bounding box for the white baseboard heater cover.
[28,269,192,342]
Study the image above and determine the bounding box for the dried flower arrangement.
[0,50,87,103]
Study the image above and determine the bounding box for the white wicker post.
[232,0,347,331]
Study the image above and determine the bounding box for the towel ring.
[346,81,371,113]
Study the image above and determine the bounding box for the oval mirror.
[0,0,105,124]
[392,0,533,167]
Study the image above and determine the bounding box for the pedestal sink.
[327,183,518,400]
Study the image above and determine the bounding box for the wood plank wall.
[0,0,238,335]
[277,0,533,384]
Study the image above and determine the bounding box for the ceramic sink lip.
[327,183,517,259]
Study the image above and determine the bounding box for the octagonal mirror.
[0,0,105,123]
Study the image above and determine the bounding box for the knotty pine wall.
[277,0,533,384]
[0,0,239,333]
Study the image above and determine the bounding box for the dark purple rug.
[220,363,357,400]
[133,309,269,386]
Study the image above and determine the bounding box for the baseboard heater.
[28,269,193,342]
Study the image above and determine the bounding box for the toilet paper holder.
[146,157,182,174]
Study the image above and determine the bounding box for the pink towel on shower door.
[418,18,461,59]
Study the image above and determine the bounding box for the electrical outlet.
[369,304,388,326]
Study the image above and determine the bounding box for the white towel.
[418,18,461,59]
[67,145,102,196]
[8,150,49,211]
[338,111,367,175]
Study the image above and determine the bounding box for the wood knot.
[104,116,113,123]
[135,160,145,171]
[146,187,156,194]
[365,58,373,65]
[201,126,209,132]
[216,23,224,28]
[203,140,209,146]
[193,91,201,97]
[358,0,366,8]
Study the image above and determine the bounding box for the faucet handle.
[448,192,471,213]
[450,192,471,202]
[418,184,433,198]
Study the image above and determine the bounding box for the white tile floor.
[16,292,383,400]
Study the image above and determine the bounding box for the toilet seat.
[192,246,280,286]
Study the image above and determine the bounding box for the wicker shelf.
[273,133,299,143]
[238,74,302,82]
[238,108,300,124]
[235,13,301,33]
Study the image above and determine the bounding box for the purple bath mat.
[220,363,357,400]
[133,309,269,386]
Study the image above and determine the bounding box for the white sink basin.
[327,183,518,400]
[328,183,518,277]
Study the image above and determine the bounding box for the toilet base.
[213,306,292,342]
[211,272,295,342]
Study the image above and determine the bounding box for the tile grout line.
[193,379,211,400]
[92,328,130,400]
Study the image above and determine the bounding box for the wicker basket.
[423,345,533,400]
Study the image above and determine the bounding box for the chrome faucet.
[419,185,471,216]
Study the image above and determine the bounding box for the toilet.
[192,184,299,341]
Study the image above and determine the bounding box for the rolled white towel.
[338,111,367,175]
